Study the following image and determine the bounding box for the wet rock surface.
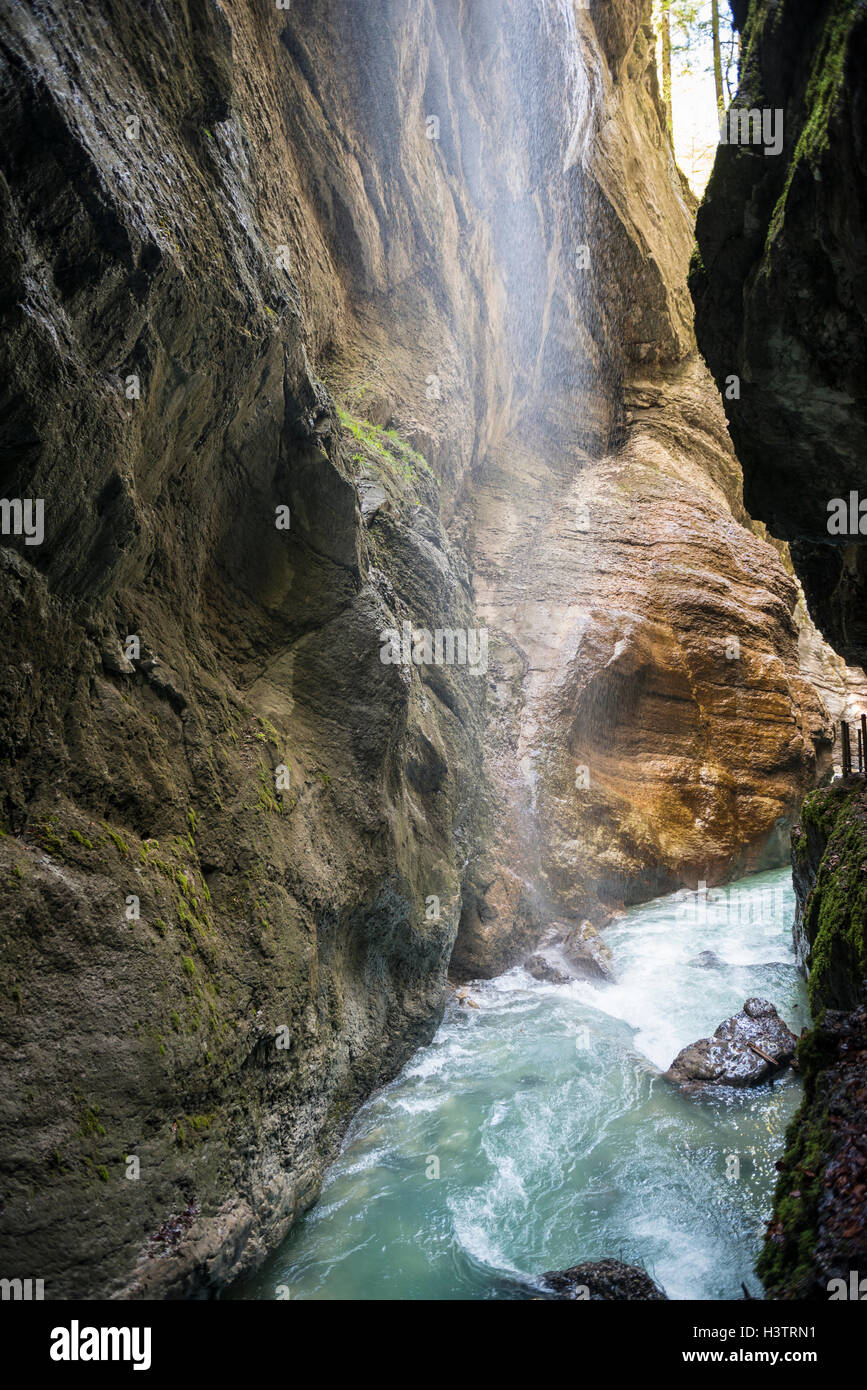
[471,5,837,942]
[522,918,615,985]
[760,783,867,1298]
[691,0,867,668]
[524,954,574,986]
[665,998,798,1092]
[552,920,615,982]
[761,1002,867,1300]
[541,1258,668,1301]
[0,0,493,1298]
[688,949,726,970]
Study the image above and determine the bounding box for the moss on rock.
[800,782,867,1012]
[758,781,867,1297]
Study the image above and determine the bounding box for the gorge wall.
[0,0,840,1297]
[691,0,867,1299]
[691,0,867,670]
[456,1,833,972]
[760,779,867,1297]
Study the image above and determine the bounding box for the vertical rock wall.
[691,0,867,668]
[691,0,867,1301]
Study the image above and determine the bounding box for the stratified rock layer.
[690,0,867,1297]
[691,0,867,668]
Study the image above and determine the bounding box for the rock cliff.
[690,0,867,669]
[0,0,487,1298]
[459,2,833,971]
[0,0,840,1296]
[760,781,867,1298]
[690,0,867,1302]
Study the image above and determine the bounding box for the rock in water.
[541,1259,667,1301]
[555,920,615,982]
[665,998,798,1092]
[524,953,573,985]
[687,949,726,970]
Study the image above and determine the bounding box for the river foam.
[229,866,806,1301]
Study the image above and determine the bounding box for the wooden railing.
[840,714,867,776]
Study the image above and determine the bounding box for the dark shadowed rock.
[665,999,798,1092]
[542,1258,667,1301]
[0,0,842,1305]
[691,0,867,667]
[760,784,867,1298]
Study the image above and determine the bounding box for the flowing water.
[230,866,807,1301]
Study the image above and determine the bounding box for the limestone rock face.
[0,0,489,1298]
[466,6,835,958]
[792,781,867,1014]
[760,1001,867,1300]
[691,0,867,668]
[449,867,541,984]
[665,998,798,1092]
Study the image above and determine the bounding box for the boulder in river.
[549,920,615,982]
[524,953,573,985]
[687,949,726,970]
[541,1258,667,1301]
[665,998,798,1092]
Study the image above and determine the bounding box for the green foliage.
[102,824,129,857]
[337,408,434,486]
[802,796,867,1013]
[79,1105,106,1139]
[766,0,853,247]
[654,1,738,94]
[759,780,867,1294]
[255,758,288,816]
[254,716,281,746]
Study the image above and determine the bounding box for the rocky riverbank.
[758,780,867,1298]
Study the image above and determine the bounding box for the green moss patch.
[801,784,867,1012]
